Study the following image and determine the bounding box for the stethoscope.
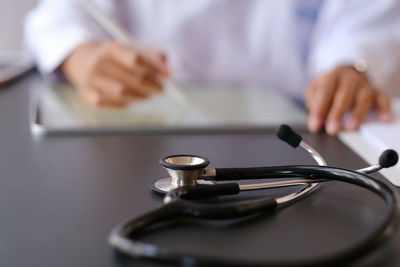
[109,125,399,266]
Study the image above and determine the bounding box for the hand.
[305,66,391,136]
[61,41,170,107]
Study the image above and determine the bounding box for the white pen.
[79,0,188,106]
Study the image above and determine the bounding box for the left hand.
[304,66,392,136]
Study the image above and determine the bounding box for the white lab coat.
[24,0,400,99]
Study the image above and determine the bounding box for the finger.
[307,73,338,133]
[304,81,321,132]
[141,50,170,77]
[103,42,162,77]
[345,86,373,131]
[79,86,126,108]
[304,80,316,111]
[99,60,162,97]
[80,86,101,106]
[141,72,164,91]
[375,90,392,122]
[325,76,357,136]
[89,74,143,104]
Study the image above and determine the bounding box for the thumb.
[143,50,170,78]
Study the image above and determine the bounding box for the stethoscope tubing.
[109,165,398,267]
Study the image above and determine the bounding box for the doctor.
[25,0,400,136]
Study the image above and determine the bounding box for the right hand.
[61,41,170,107]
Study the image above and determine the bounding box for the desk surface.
[0,74,399,267]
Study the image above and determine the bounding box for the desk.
[0,73,399,267]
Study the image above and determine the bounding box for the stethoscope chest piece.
[151,177,215,195]
[151,154,212,194]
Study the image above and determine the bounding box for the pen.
[79,0,187,106]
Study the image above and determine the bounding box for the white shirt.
[24,0,400,99]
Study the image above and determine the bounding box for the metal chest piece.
[151,154,211,195]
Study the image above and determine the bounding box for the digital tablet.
[30,80,307,136]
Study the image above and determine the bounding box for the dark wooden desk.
[0,74,399,267]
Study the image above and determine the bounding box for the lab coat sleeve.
[24,0,121,75]
[308,0,400,96]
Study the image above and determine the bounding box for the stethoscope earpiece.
[379,149,398,168]
[276,124,302,148]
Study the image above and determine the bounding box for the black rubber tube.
[109,166,398,267]
[216,165,312,180]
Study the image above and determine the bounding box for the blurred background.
[1,1,398,97]
[0,0,36,57]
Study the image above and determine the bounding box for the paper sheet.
[340,98,400,186]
